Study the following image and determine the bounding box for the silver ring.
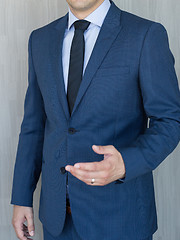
[91,178,95,184]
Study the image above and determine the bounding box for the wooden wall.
[0,0,179,239]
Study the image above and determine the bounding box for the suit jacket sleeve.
[10,31,46,207]
[118,22,180,183]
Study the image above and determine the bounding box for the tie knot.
[74,20,90,31]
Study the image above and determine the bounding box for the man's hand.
[12,205,35,240]
[65,145,126,186]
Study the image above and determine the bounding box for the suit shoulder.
[120,9,166,33]
[30,13,67,36]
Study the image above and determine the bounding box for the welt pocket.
[94,66,130,77]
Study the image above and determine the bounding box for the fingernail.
[29,231,34,236]
[74,164,80,168]
[66,166,70,171]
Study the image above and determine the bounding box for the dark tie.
[67,19,90,116]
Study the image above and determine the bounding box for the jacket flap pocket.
[95,65,130,77]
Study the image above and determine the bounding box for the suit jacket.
[10,0,180,239]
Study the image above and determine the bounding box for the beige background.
[0,0,179,239]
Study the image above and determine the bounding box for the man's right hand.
[12,205,35,240]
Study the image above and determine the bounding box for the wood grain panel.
[0,1,179,239]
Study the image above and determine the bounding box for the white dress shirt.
[62,0,111,94]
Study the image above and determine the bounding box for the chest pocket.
[94,65,130,78]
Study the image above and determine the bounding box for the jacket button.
[68,127,77,134]
[60,167,66,174]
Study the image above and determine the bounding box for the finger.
[69,167,109,180]
[85,178,110,186]
[14,222,28,240]
[73,160,111,171]
[23,223,28,230]
[23,224,31,237]
[72,172,106,185]
[26,214,35,237]
[92,145,115,155]
[69,168,111,186]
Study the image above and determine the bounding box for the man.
[11,0,180,239]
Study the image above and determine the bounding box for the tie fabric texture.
[67,19,91,116]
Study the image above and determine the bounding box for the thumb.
[26,214,35,237]
[92,145,113,155]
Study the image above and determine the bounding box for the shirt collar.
[68,0,111,30]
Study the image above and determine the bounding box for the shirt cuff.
[115,176,126,184]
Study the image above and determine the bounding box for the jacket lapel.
[51,12,70,120]
[71,1,123,116]
[52,0,122,119]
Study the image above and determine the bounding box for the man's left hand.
[65,145,126,186]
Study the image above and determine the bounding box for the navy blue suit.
[10,0,180,239]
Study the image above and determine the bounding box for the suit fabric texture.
[43,212,153,240]
[10,0,180,240]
